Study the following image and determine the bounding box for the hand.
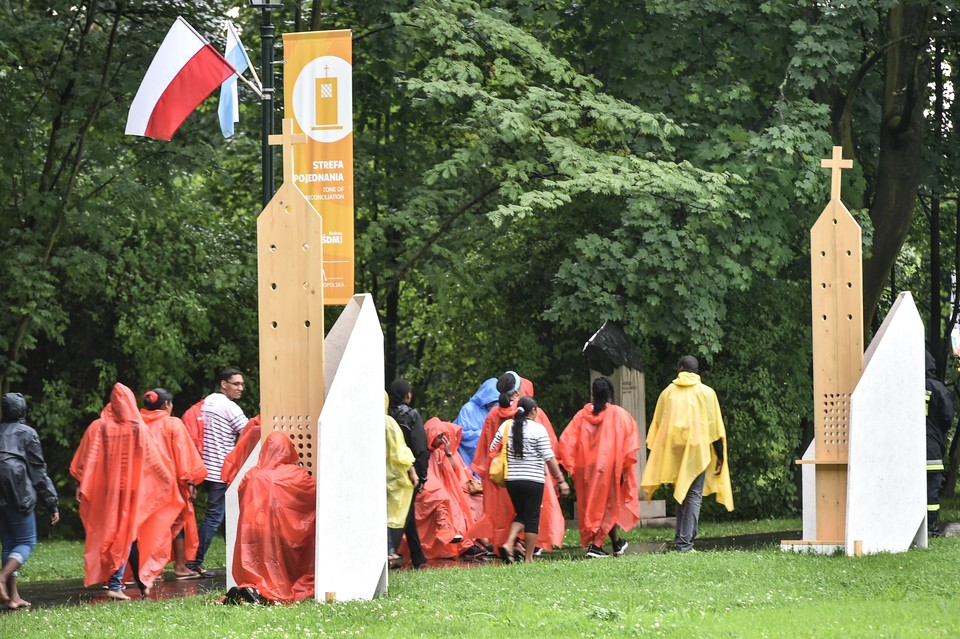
[187,484,197,502]
[441,434,452,456]
[50,512,60,525]
[75,488,81,503]
[557,480,570,497]
[714,457,723,476]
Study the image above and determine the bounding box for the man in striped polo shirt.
[187,368,248,575]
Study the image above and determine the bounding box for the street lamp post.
[250,0,284,207]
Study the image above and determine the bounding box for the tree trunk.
[861,4,931,328]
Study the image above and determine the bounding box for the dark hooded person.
[0,393,59,608]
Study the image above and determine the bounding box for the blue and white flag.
[218,23,250,138]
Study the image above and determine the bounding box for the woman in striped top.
[489,396,569,563]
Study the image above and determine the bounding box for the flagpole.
[226,59,263,98]
[228,21,262,91]
[257,4,277,206]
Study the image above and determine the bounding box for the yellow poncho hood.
[640,372,734,511]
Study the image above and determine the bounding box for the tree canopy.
[1,0,958,522]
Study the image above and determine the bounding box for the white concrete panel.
[225,441,262,589]
[314,294,387,601]
[781,441,819,552]
[801,441,816,540]
[846,292,926,555]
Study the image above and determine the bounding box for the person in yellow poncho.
[385,393,417,568]
[641,355,733,552]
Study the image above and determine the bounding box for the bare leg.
[172,537,198,578]
[3,574,14,608]
[7,573,29,609]
[0,557,21,603]
[523,532,539,563]
[501,522,524,562]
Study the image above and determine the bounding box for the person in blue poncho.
[454,378,500,470]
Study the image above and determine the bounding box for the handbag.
[489,424,510,487]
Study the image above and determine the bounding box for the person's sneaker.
[461,545,486,559]
[586,544,610,558]
[532,547,543,557]
[186,561,210,577]
[612,539,629,556]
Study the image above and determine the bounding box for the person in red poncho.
[70,383,184,600]
[414,418,478,558]
[140,388,208,579]
[234,431,316,604]
[558,377,639,559]
[468,371,566,556]
[220,415,262,486]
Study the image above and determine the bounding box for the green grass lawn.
[3,518,959,638]
[17,517,799,584]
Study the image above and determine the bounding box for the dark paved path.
[2,570,225,612]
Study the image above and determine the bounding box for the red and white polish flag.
[126,17,235,141]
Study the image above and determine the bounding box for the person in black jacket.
[387,379,428,568]
[0,393,59,608]
[925,351,955,537]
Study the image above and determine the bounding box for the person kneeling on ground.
[234,431,316,604]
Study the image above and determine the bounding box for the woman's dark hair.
[496,371,521,408]
[143,388,173,410]
[388,379,412,407]
[591,377,615,415]
[512,395,537,458]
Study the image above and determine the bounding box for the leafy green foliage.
[2,0,958,525]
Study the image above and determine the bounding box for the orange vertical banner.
[282,29,354,305]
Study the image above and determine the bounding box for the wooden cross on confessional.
[821,145,853,203]
[269,118,308,184]
[803,144,861,544]
[258,116,324,473]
